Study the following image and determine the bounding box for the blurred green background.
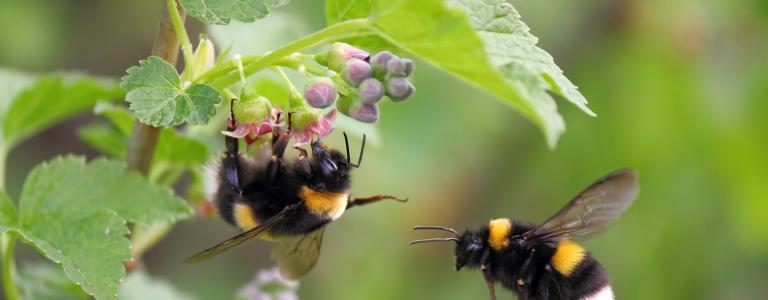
[2,0,768,299]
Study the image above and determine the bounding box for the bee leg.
[223,112,242,194]
[293,146,312,178]
[266,130,290,183]
[346,195,408,209]
[481,266,497,300]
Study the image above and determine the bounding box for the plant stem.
[167,0,194,66]
[0,146,21,300]
[126,0,186,174]
[125,0,186,267]
[207,19,372,89]
[1,233,21,300]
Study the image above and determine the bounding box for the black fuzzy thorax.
[214,152,350,236]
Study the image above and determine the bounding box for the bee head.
[411,226,488,271]
[308,133,364,192]
[454,229,488,271]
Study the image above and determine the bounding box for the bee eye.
[466,241,482,251]
[320,158,338,175]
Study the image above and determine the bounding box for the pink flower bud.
[327,42,369,72]
[303,77,338,108]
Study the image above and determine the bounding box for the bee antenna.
[413,226,459,237]
[343,132,352,166]
[409,238,461,245]
[342,132,366,168]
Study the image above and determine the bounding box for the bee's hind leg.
[347,195,408,208]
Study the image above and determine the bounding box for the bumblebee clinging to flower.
[411,169,639,300]
[186,102,407,279]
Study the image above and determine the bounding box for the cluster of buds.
[310,43,416,123]
[225,42,416,146]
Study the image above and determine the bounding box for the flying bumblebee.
[186,104,406,279]
[411,169,639,300]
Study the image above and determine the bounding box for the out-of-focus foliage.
[2,0,768,299]
[0,157,191,299]
[328,0,592,146]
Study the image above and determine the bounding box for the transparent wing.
[185,205,299,263]
[526,169,639,243]
[271,227,326,280]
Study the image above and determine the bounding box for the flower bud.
[402,58,415,76]
[187,34,216,80]
[341,59,372,86]
[290,108,319,131]
[233,96,271,123]
[358,78,384,104]
[386,57,406,76]
[303,77,338,108]
[370,51,394,78]
[385,77,415,101]
[327,43,369,72]
[349,102,380,123]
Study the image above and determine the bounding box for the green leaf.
[0,191,17,226]
[179,0,290,25]
[119,269,194,300]
[78,104,208,166]
[121,56,222,127]
[0,157,192,299]
[18,262,89,300]
[326,0,593,147]
[1,71,124,149]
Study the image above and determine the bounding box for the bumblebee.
[411,169,639,300]
[186,105,406,279]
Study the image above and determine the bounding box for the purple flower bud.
[402,58,415,76]
[349,102,380,123]
[385,77,415,101]
[341,59,372,86]
[327,42,369,72]
[303,77,338,108]
[387,58,406,76]
[370,51,394,78]
[358,78,384,104]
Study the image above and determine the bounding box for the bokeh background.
[2,0,768,299]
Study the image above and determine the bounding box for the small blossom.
[359,78,385,104]
[385,77,415,101]
[370,51,394,78]
[341,58,372,86]
[290,109,337,146]
[224,97,281,145]
[327,42,370,71]
[348,102,379,123]
[303,77,338,108]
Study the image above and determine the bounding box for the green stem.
[0,147,20,300]
[206,19,372,90]
[167,0,194,66]
[1,233,21,300]
[0,146,6,191]
[272,66,301,98]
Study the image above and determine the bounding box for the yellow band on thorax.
[551,240,586,277]
[299,186,348,220]
[488,218,512,251]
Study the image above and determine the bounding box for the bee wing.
[185,204,299,263]
[526,169,639,243]
[271,227,326,280]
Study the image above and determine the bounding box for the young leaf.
[326,0,592,147]
[179,0,290,25]
[1,72,124,149]
[121,56,222,127]
[0,157,192,299]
